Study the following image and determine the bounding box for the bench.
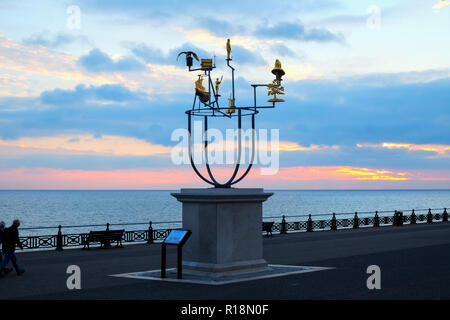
[82,229,125,249]
[262,222,274,236]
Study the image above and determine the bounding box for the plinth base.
[171,188,273,278]
[182,258,269,278]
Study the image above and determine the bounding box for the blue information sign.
[164,229,189,245]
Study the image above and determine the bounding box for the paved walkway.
[1,222,450,299]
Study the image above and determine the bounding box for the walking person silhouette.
[0,219,25,278]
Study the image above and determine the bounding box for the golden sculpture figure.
[177,51,199,67]
[226,39,231,60]
[226,93,235,114]
[177,51,199,62]
[195,75,210,103]
[267,79,285,102]
[271,59,285,81]
[215,76,223,96]
[274,59,282,69]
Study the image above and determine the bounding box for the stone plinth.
[171,188,273,278]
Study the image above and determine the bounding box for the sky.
[0,0,449,189]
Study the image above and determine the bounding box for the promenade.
[1,222,450,300]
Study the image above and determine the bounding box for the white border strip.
[110,265,334,286]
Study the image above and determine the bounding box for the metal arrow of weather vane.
[177,39,286,188]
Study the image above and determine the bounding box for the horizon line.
[1,189,450,192]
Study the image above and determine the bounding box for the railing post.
[104,223,111,248]
[410,209,416,224]
[331,213,337,230]
[395,210,403,226]
[147,221,154,244]
[353,212,359,229]
[443,208,448,222]
[374,211,379,227]
[307,214,313,232]
[427,208,433,223]
[393,210,398,226]
[55,225,63,251]
[280,215,287,234]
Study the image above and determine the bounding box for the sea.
[0,190,449,236]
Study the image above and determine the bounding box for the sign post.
[161,229,192,279]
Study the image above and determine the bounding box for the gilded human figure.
[226,39,231,60]
[215,76,223,96]
[226,93,235,114]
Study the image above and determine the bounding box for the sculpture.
[226,39,232,60]
[226,93,235,114]
[271,59,285,81]
[267,79,285,102]
[215,76,223,97]
[195,75,210,103]
[178,39,286,187]
[177,51,199,68]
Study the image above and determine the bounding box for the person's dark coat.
[0,229,4,245]
[2,226,21,252]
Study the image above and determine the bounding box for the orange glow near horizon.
[1,166,448,189]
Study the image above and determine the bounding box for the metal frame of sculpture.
[179,39,286,188]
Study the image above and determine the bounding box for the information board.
[164,229,190,245]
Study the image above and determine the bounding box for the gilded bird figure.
[176,51,199,61]
[177,51,199,67]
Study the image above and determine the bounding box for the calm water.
[0,190,449,235]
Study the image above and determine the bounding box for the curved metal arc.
[230,114,255,185]
[203,116,223,186]
[223,109,242,186]
[188,112,256,188]
[188,114,215,186]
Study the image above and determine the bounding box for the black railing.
[270,208,448,234]
[17,207,448,251]
[19,221,180,251]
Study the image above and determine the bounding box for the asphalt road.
[1,222,450,300]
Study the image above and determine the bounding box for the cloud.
[40,84,148,105]
[22,32,90,48]
[130,42,265,66]
[315,14,367,27]
[0,134,171,157]
[255,20,344,43]
[268,75,450,149]
[0,82,187,144]
[77,0,340,17]
[130,42,212,66]
[78,48,146,73]
[433,0,450,9]
[0,35,144,95]
[357,142,450,157]
[278,142,339,152]
[195,17,247,37]
[271,44,297,57]
[1,73,450,174]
